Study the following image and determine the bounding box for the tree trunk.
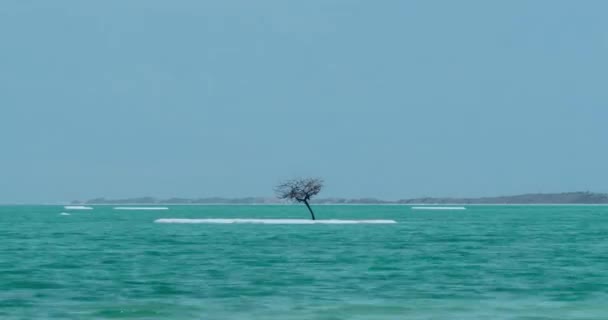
[303,200,316,220]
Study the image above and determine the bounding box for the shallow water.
[1,205,607,319]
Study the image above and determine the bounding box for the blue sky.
[1,1,607,203]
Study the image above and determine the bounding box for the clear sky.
[1,1,607,203]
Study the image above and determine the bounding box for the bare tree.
[275,178,323,220]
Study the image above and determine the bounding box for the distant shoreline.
[4,192,608,206]
[71,192,608,205]
[5,203,608,206]
[72,203,608,206]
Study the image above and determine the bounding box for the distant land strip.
[74,192,608,205]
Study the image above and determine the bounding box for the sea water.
[1,205,607,319]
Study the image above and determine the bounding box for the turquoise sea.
[1,205,607,319]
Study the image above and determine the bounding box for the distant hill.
[397,192,608,204]
[75,192,608,205]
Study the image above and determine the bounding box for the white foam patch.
[64,206,93,210]
[114,207,169,211]
[154,218,397,224]
[60,212,71,216]
[411,206,466,210]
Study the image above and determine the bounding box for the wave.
[411,206,466,210]
[60,212,71,216]
[64,206,93,210]
[114,207,169,211]
[154,218,397,224]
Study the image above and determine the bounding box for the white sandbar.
[154,218,397,224]
[64,206,93,210]
[411,206,466,210]
[114,207,169,211]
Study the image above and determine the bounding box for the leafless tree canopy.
[275,178,323,202]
